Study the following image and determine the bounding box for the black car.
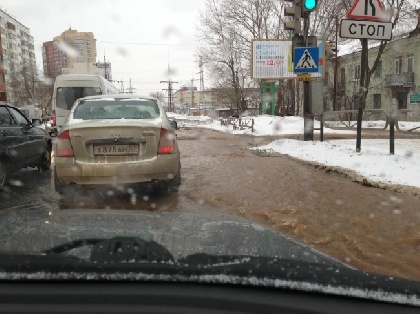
[0,102,52,187]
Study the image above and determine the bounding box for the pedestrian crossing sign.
[294,47,319,73]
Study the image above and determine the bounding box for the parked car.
[0,102,52,187]
[54,94,181,195]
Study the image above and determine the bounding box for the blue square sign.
[294,47,319,73]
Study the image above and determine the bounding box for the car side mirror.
[32,119,42,126]
[169,120,178,130]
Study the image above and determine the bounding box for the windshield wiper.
[43,239,103,254]
[43,237,174,263]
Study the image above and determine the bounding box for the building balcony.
[384,72,414,88]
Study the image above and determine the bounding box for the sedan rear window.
[73,99,160,120]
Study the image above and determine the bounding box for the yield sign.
[347,0,386,21]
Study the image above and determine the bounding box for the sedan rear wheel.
[0,158,9,187]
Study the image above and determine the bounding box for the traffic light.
[303,0,318,13]
[284,0,302,35]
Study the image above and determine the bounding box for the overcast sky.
[0,0,206,95]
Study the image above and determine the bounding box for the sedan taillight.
[158,128,175,155]
[56,130,74,157]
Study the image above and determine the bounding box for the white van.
[52,74,119,134]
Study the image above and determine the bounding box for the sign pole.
[303,14,313,141]
[356,38,368,152]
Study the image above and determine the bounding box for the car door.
[0,105,27,172]
[8,106,46,167]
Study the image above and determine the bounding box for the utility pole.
[126,79,136,94]
[199,57,205,108]
[191,78,195,108]
[104,55,108,80]
[160,79,178,112]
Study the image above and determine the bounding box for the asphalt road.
[1,127,419,281]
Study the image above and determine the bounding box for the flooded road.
[1,127,419,281]
[178,128,420,281]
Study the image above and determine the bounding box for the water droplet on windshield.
[130,194,137,205]
[115,47,129,57]
[389,196,402,204]
[9,180,23,187]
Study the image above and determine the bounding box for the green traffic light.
[304,0,317,10]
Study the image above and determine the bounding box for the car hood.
[1,208,419,306]
[0,208,345,267]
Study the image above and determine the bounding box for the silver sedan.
[54,94,181,195]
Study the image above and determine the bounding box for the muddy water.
[178,128,420,281]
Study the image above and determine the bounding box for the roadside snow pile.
[252,139,420,189]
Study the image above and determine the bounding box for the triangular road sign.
[347,0,386,21]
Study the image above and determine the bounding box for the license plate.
[93,144,139,156]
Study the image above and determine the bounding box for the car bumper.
[55,154,180,186]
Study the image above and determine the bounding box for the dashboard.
[0,282,418,313]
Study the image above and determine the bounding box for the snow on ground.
[253,139,420,188]
[168,113,420,189]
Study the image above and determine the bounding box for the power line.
[97,41,197,46]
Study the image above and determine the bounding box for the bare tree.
[8,65,53,113]
[198,0,286,113]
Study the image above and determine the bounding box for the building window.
[407,56,414,73]
[6,22,16,30]
[354,64,360,80]
[340,67,346,84]
[374,60,382,77]
[395,57,402,74]
[373,94,381,109]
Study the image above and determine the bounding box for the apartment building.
[42,28,98,79]
[0,8,36,102]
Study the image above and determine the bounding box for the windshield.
[56,87,102,110]
[0,0,419,308]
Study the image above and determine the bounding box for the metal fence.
[221,117,254,132]
[322,109,389,130]
[321,109,420,133]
